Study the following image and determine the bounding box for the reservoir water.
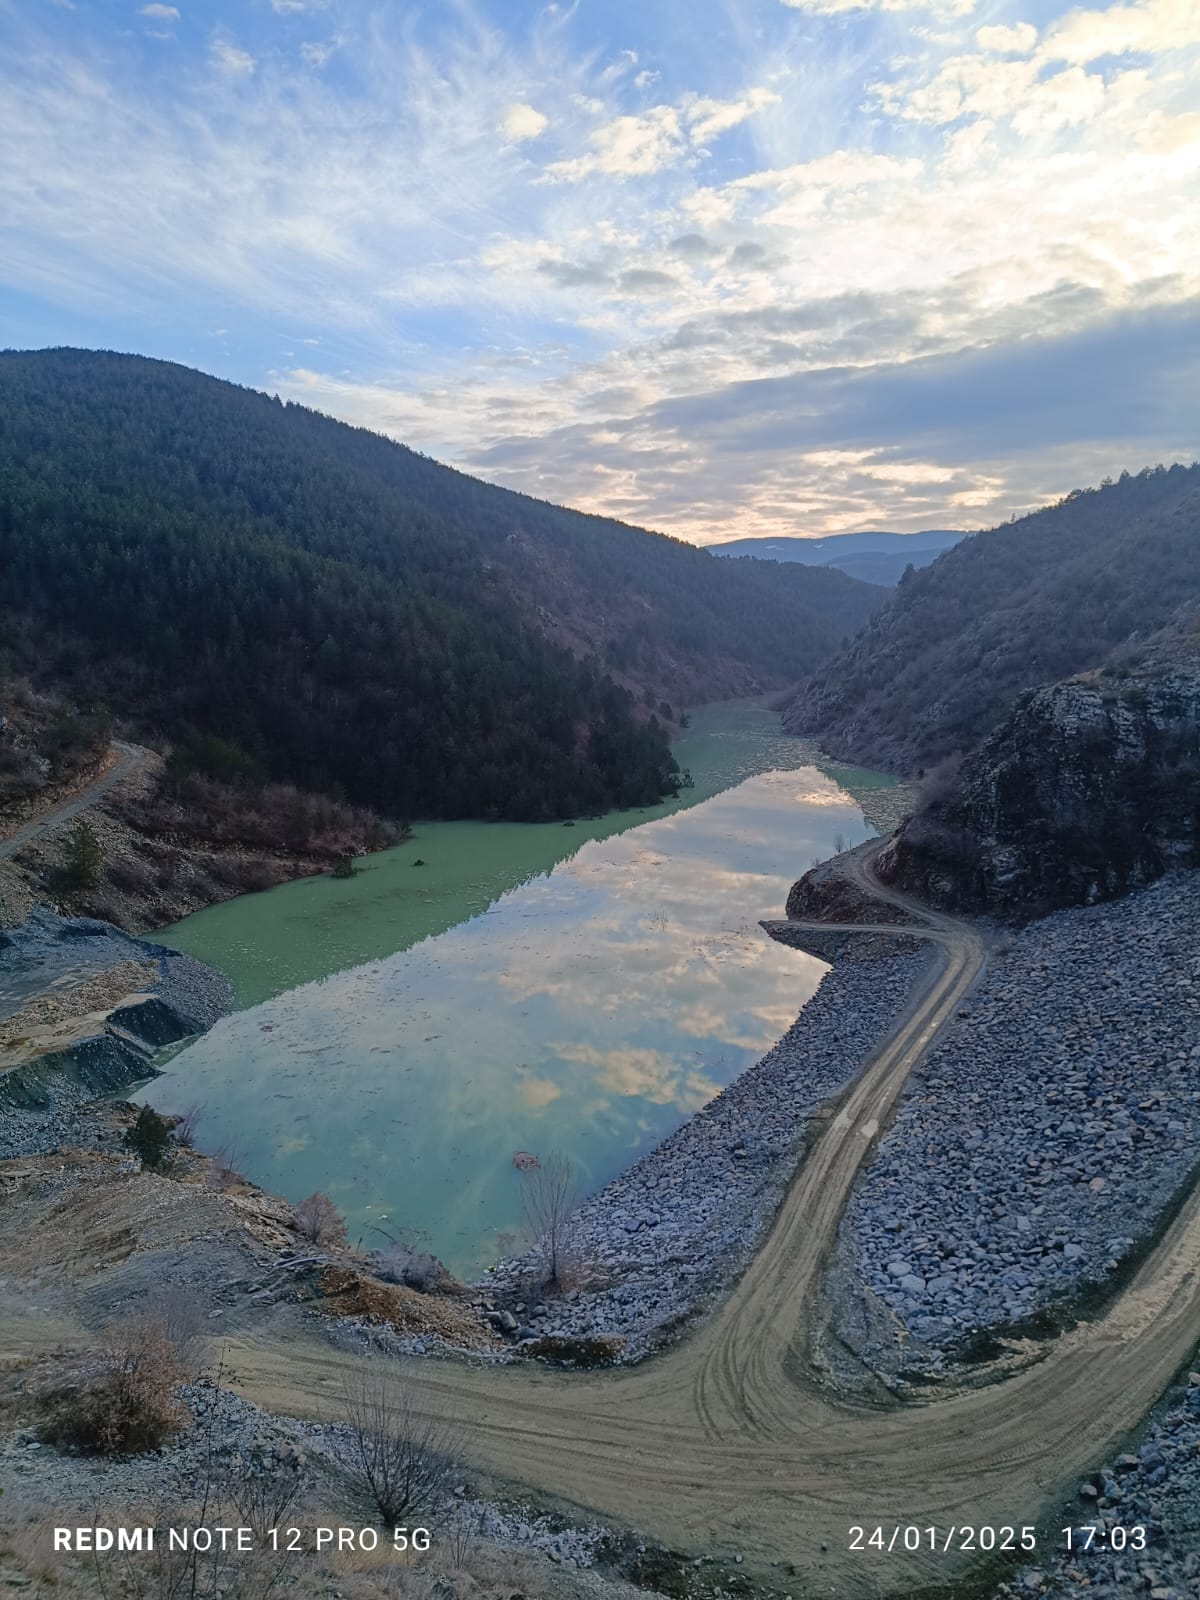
[147,704,898,1275]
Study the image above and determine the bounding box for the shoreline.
[482,930,934,1359]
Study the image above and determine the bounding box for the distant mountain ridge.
[0,348,884,824]
[711,529,966,587]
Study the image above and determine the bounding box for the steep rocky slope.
[875,628,1200,914]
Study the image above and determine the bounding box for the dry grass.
[310,1268,496,1350]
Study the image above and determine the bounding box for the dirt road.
[0,740,147,861]
[9,847,1199,1595]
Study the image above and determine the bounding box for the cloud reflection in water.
[143,767,872,1274]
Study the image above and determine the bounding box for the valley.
[1,356,1198,1600]
[5,0,1200,1588]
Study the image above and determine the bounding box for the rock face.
[880,649,1200,915]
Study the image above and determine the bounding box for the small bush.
[62,818,103,890]
[519,1334,623,1368]
[106,855,156,894]
[332,853,358,879]
[124,1105,173,1169]
[38,1317,187,1454]
[340,1359,460,1525]
[293,1190,348,1248]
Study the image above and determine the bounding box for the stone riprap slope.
[486,945,931,1358]
[0,906,230,1159]
[851,873,1199,1362]
[1000,1375,1200,1599]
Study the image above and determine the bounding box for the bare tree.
[339,1358,460,1526]
[143,1284,209,1376]
[292,1191,348,1248]
[522,1149,579,1292]
[204,1138,246,1193]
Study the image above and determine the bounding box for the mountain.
[782,465,1200,773]
[876,615,1200,914]
[711,529,966,587]
[0,348,884,824]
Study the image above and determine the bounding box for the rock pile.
[0,907,231,1159]
[851,874,1199,1361]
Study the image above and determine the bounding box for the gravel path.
[0,740,148,861]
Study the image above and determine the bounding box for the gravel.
[850,872,1200,1363]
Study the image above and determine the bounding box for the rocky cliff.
[875,644,1200,915]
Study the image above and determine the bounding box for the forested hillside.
[783,465,1200,772]
[0,349,881,823]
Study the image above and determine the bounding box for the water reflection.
[142,767,873,1275]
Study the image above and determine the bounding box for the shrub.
[62,818,103,890]
[124,1105,173,1169]
[293,1190,348,1248]
[38,1317,187,1454]
[519,1334,623,1368]
[332,853,358,879]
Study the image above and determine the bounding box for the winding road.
[221,846,1200,1596]
[3,842,1196,1594]
[0,740,147,862]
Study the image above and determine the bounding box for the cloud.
[976,21,1037,53]
[541,105,685,181]
[1042,0,1200,64]
[300,38,340,68]
[139,4,180,19]
[539,258,612,288]
[780,0,977,14]
[210,37,255,74]
[668,232,720,260]
[5,0,1199,544]
[683,86,780,144]
[617,267,678,294]
[500,102,548,143]
[542,87,778,182]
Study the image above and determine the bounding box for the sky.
[1,0,1198,543]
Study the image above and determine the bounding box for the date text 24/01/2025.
[847,1526,1148,1555]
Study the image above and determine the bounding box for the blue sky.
[2,0,1198,541]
